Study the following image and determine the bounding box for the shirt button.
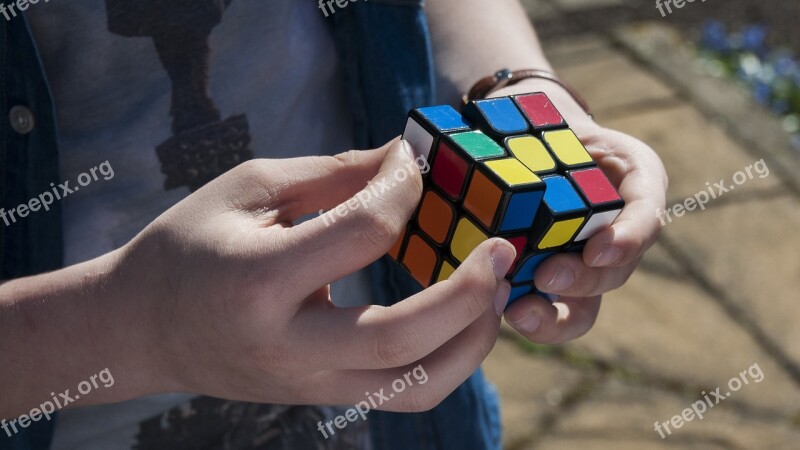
[10,106,35,135]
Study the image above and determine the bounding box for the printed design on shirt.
[133,397,371,450]
[104,0,254,191]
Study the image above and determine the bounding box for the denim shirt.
[0,2,501,449]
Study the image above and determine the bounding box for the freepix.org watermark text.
[656,159,769,226]
[316,365,429,439]
[656,0,709,18]
[318,147,429,227]
[0,0,52,22]
[1,160,114,228]
[653,363,764,439]
[1,368,115,437]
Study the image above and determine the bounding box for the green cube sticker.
[450,131,506,160]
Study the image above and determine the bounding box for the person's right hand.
[115,139,515,412]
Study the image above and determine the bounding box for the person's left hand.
[489,79,668,344]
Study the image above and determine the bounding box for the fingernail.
[512,312,542,334]
[545,264,574,292]
[591,245,622,267]
[494,282,511,316]
[491,240,517,279]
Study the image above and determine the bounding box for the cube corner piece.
[402,105,472,162]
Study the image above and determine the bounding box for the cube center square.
[397,92,625,307]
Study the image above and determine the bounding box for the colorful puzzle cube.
[392,92,624,307]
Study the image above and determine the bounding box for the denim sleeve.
[0,15,64,281]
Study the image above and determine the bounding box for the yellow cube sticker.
[538,218,585,249]
[436,260,456,283]
[543,129,593,167]
[451,217,488,262]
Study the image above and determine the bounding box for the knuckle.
[233,158,264,175]
[373,327,417,368]
[230,159,271,185]
[361,210,403,249]
[473,326,499,361]
[227,159,282,202]
[253,340,297,377]
[331,150,362,167]
[454,277,494,317]
[574,270,603,296]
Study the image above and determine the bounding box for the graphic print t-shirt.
[26,1,373,448]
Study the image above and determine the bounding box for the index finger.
[581,129,668,268]
[277,140,424,298]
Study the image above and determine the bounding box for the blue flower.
[772,53,798,77]
[741,25,768,55]
[752,81,772,105]
[700,21,800,133]
[701,21,730,53]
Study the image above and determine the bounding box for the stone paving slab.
[662,196,800,370]
[555,49,677,116]
[601,103,785,201]
[543,34,615,69]
[565,261,800,415]
[637,242,684,279]
[484,336,586,449]
[533,379,800,449]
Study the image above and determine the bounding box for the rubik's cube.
[390,92,624,306]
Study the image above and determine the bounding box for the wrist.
[104,242,184,398]
[0,247,178,415]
